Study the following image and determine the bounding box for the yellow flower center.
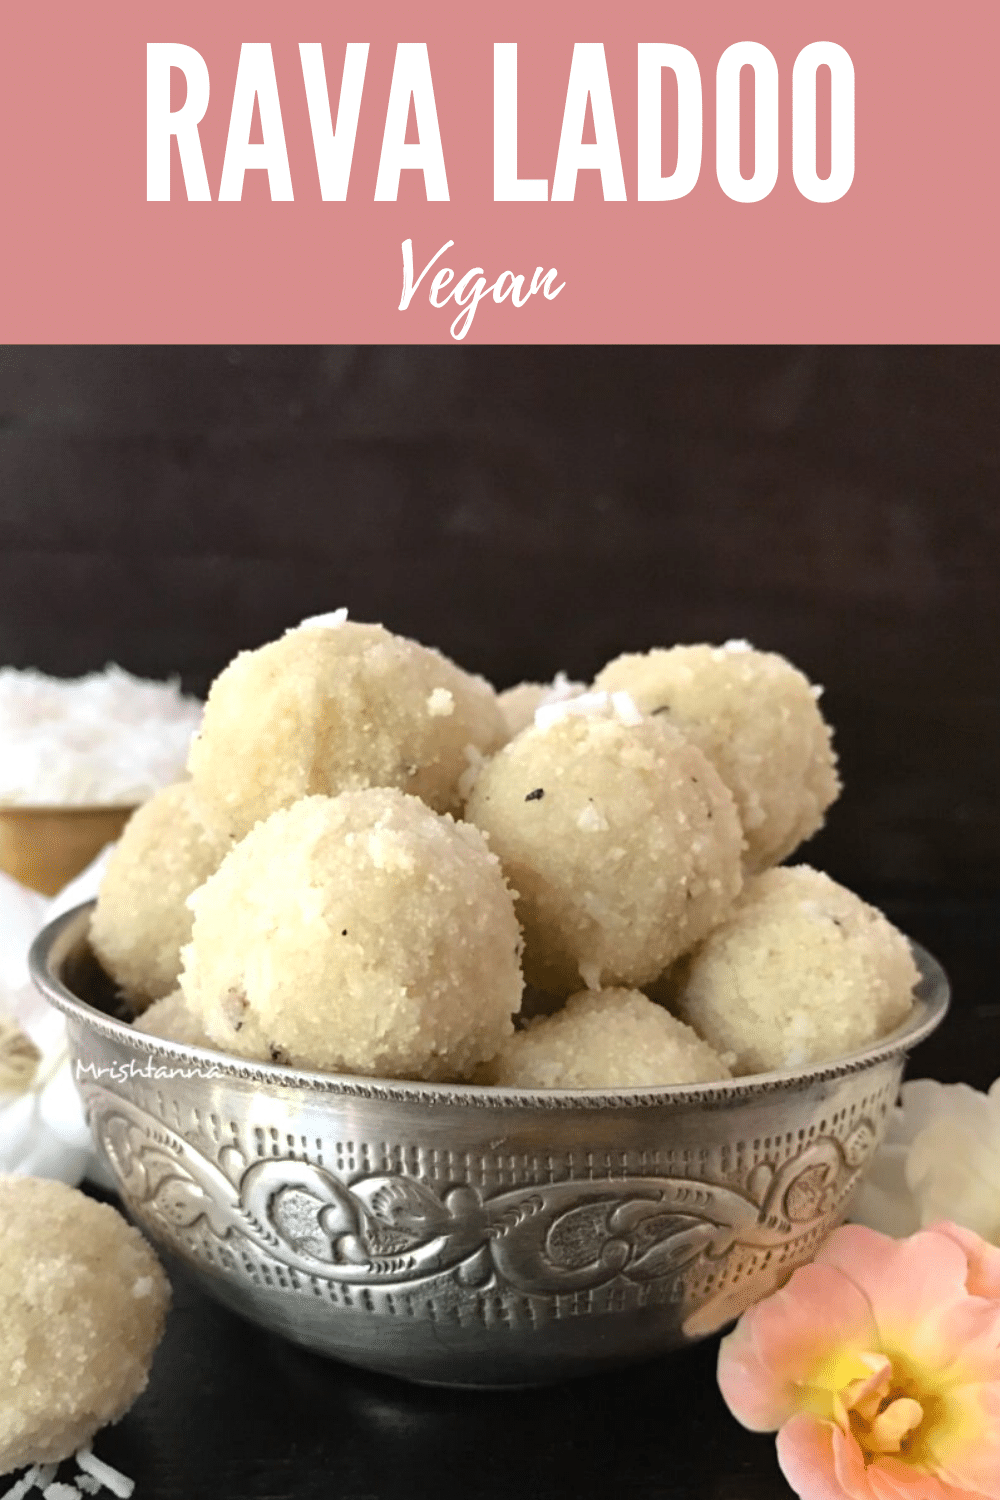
[835,1353,925,1458]
[802,1346,970,1471]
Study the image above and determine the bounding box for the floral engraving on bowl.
[88,1086,877,1325]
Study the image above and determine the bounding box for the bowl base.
[177,1253,697,1388]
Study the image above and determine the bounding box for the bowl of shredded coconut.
[0,667,202,895]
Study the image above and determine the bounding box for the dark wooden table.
[68,894,998,1500]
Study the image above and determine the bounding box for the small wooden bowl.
[0,806,135,895]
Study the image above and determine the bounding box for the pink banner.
[0,0,996,342]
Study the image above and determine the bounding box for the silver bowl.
[31,902,949,1389]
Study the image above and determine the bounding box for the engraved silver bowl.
[31,902,949,1389]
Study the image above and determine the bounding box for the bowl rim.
[31,901,951,1112]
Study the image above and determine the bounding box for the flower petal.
[868,1456,986,1500]
[856,1078,1000,1249]
[924,1381,1000,1500]
[929,1221,1000,1301]
[908,1121,1000,1245]
[865,1461,952,1500]
[901,1080,996,1140]
[718,1262,876,1431]
[831,1423,880,1500]
[813,1226,992,1369]
[851,1144,922,1239]
[777,1415,871,1500]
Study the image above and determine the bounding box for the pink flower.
[717,1222,1000,1500]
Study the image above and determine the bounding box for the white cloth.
[0,850,115,1186]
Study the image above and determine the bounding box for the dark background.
[1,345,997,897]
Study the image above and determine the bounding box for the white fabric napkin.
[0,851,115,1186]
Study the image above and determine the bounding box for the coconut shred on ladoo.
[187,613,506,840]
[464,693,743,996]
[496,672,584,740]
[178,788,523,1082]
[594,641,840,872]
